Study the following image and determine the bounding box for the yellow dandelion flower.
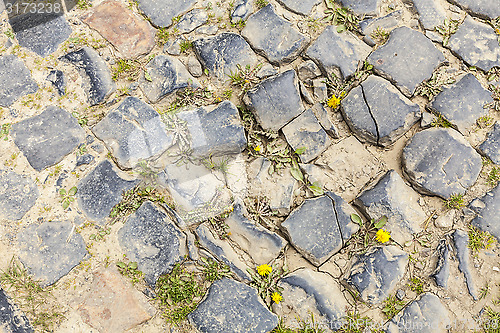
[272,292,282,304]
[375,229,391,243]
[257,264,272,276]
[254,145,261,152]
[327,95,341,109]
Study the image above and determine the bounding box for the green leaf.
[290,167,304,182]
[336,24,346,33]
[59,189,67,196]
[350,214,362,226]
[294,147,307,155]
[308,184,324,196]
[374,215,388,229]
[62,200,70,209]
[129,262,138,270]
[69,186,77,196]
[144,70,153,82]
[116,262,127,269]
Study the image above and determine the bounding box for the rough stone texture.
[276,0,321,15]
[430,74,492,133]
[305,26,372,78]
[341,75,421,146]
[0,170,38,221]
[193,33,259,80]
[189,278,278,333]
[92,96,171,169]
[431,239,451,288]
[470,184,500,241]
[17,220,88,287]
[276,268,348,329]
[244,69,304,131]
[345,246,408,304]
[0,55,38,107]
[82,0,155,58]
[356,170,426,244]
[12,15,71,57]
[226,203,286,264]
[386,293,451,333]
[196,224,251,281]
[453,229,478,300]
[135,0,196,27]
[186,55,203,77]
[448,16,500,71]
[368,27,444,96]
[139,55,200,103]
[118,201,187,286]
[479,122,500,165]
[310,103,339,138]
[412,0,447,31]
[402,128,482,199]
[297,60,321,81]
[282,109,331,163]
[77,267,154,332]
[360,10,403,46]
[231,0,253,23]
[341,0,380,15]
[11,106,86,171]
[0,288,33,333]
[242,5,310,65]
[449,0,500,19]
[176,9,208,34]
[77,160,139,223]
[46,70,66,96]
[61,47,116,105]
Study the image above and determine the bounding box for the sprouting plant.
[4,28,14,39]
[431,114,453,128]
[255,0,268,9]
[76,144,87,156]
[59,186,77,210]
[133,160,159,184]
[324,1,359,33]
[76,0,92,9]
[489,16,500,35]
[247,263,288,309]
[486,84,500,112]
[228,63,263,94]
[89,226,111,241]
[201,154,230,174]
[482,307,500,333]
[435,18,460,46]
[116,261,144,284]
[371,27,390,44]
[199,257,232,282]
[112,59,140,81]
[325,61,373,103]
[0,123,11,140]
[382,294,406,319]
[349,214,389,253]
[245,195,277,230]
[336,311,384,333]
[179,40,193,53]
[477,116,494,128]
[156,28,170,46]
[409,277,424,295]
[207,209,232,239]
[468,225,495,253]
[479,284,490,300]
[165,86,215,112]
[415,69,457,99]
[231,19,246,30]
[488,167,500,186]
[445,193,465,209]
[487,68,500,82]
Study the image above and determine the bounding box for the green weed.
[488,167,500,186]
[256,0,268,9]
[59,186,77,210]
[0,123,11,140]
[199,257,232,283]
[179,40,193,53]
[382,294,406,319]
[370,27,389,44]
[116,261,144,284]
[445,193,465,209]
[468,225,495,253]
[324,1,359,33]
[435,18,460,46]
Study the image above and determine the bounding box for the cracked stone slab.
[0,288,33,333]
[276,0,321,15]
[310,103,339,138]
[355,170,426,244]
[92,96,172,169]
[430,74,492,133]
[448,16,500,71]
[139,54,200,103]
[341,75,421,146]
[305,26,372,78]
[341,0,380,15]
[431,239,451,288]
[449,0,500,19]
[453,229,478,300]
[82,0,155,58]
[479,123,500,165]
[231,0,252,23]
[470,184,500,241]
[134,0,196,27]
[77,160,139,223]
[412,0,447,31]
[386,293,451,333]
[11,106,86,171]
[0,170,38,221]
[360,10,403,46]
[345,245,408,304]
[276,268,348,329]
[17,220,88,287]
[368,27,445,96]
[242,4,310,65]
[188,278,278,333]
[297,60,321,81]
[61,47,116,105]
[244,69,304,131]
[402,128,482,199]
[46,70,66,96]
[226,203,286,264]
[175,9,208,34]
[0,55,38,107]
[118,201,187,286]
[193,32,259,80]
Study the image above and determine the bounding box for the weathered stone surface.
[226,203,286,264]
[479,123,500,165]
[341,75,421,146]
[46,70,66,96]
[244,69,304,131]
[356,170,426,244]
[341,0,380,15]
[313,78,328,101]
[345,246,408,304]
[297,60,321,81]
[299,81,314,104]
[282,109,331,163]
[176,9,208,34]
[448,16,500,71]
[0,288,33,333]
[77,160,139,223]
[386,293,451,333]
[276,268,348,329]
[402,128,482,198]
[186,55,203,77]
[18,220,88,287]
[311,103,338,138]
[0,170,38,221]
[470,184,500,241]
[360,10,403,46]
[276,0,321,15]
[193,33,259,80]
[412,0,447,31]
[76,153,94,167]
[92,97,171,169]
[12,15,71,57]
[195,224,251,281]
[118,201,187,286]
[453,229,478,300]
[306,26,371,78]
[450,0,500,19]
[77,267,154,332]
[11,106,86,171]
[430,74,492,132]
[242,5,309,65]
[431,239,451,288]
[82,0,155,58]
[189,278,278,333]
[139,55,200,103]
[368,27,444,96]
[61,47,116,105]
[231,0,253,23]
[326,191,360,241]
[0,55,38,107]
[256,63,278,79]
[135,0,196,27]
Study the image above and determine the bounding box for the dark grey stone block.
[453,229,478,300]
[412,0,447,31]
[76,153,94,167]
[470,184,500,241]
[431,239,451,288]
[450,0,500,19]
[341,0,380,15]
[231,0,253,23]
[0,170,38,221]
[135,0,196,27]
[0,288,33,333]
[176,9,208,34]
[276,0,321,15]
[0,55,38,107]
[360,10,403,46]
[479,123,500,165]
[46,70,66,96]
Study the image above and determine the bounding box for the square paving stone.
[0,170,38,221]
[470,184,500,241]
[451,0,500,19]
[0,288,33,333]
[276,0,321,15]
[341,0,380,15]
[411,0,447,31]
[11,106,86,171]
[17,220,88,287]
[134,0,196,27]
[479,122,500,165]
[0,55,38,107]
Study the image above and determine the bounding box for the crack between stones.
[326,193,345,248]
[360,84,380,145]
